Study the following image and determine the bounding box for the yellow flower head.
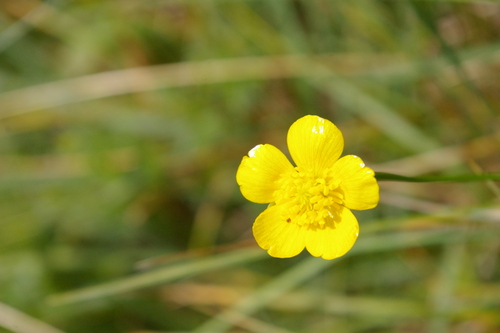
[236,115,379,260]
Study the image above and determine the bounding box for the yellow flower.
[236,115,379,260]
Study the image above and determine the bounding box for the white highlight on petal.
[311,118,326,134]
[248,144,262,157]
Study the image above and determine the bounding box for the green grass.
[0,0,499,332]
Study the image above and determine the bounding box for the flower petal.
[287,115,344,174]
[236,144,294,204]
[253,205,306,258]
[305,206,359,260]
[333,155,379,210]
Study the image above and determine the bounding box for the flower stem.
[375,172,500,183]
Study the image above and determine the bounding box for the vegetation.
[0,0,499,332]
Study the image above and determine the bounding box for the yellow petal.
[287,115,344,174]
[305,206,359,260]
[236,144,294,204]
[253,205,306,258]
[332,155,379,210]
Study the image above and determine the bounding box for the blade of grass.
[221,2,287,54]
[166,282,428,318]
[373,130,500,175]
[0,0,70,54]
[1,44,499,118]
[192,227,494,333]
[46,246,265,307]
[338,0,400,51]
[375,172,500,183]
[192,292,298,333]
[46,225,498,309]
[0,301,65,333]
[192,256,333,333]
[410,0,496,121]
[265,0,310,53]
[428,242,466,333]
[311,75,440,153]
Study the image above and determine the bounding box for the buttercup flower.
[236,115,379,259]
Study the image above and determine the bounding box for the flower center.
[273,167,344,226]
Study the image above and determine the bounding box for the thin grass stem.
[375,172,500,183]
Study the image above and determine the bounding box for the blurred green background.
[0,0,499,332]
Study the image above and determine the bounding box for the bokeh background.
[0,0,499,332]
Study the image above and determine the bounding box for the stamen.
[273,167,344,226]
